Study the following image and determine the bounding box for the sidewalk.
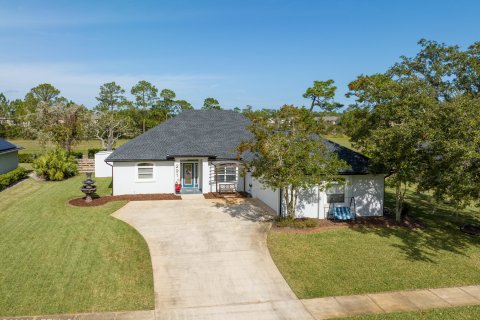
[302,285,480,319]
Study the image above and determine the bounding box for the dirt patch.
[69,193,181,207]
[271,215,425,234]
[204,192,249,199]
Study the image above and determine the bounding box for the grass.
[0,175,154,316]
[11,139,129,155]
[267,187,480,299]
[340,305,480,319]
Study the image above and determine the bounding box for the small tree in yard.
[92,110,138,151]
[238,105,348,218]
[94,82,138,151]
[34,149,78,181]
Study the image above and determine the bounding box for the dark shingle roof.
[107,110,371,174]
[107,110,253,162]
[324,139,370,174]
[0,138,20,153]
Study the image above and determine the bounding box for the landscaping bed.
[69,193,181,206]
[204,192,249,199]
[272,215,425,234]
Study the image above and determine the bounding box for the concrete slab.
[334,295,384,316]
[401,289,451,309]
[430,287,480,306]
[460,285,480,300]
[113,198,312,320]
[368,291,419,312]
[301,297,348,319]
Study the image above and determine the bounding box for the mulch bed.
[69,193,181,207]
[272,215,425,234]
[204,192,249,199]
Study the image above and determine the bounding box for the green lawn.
[340,305,480,319]
[268,188,480,299]
[11,139,129,155]
[0,175,154,316]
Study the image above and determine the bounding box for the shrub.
[88,148,104,159]
[0,167,31,191]
[33,149,78,181]
[275,217,319,228]
[68,151,84,159]
[18,153,38,163]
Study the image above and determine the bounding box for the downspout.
[105,160,113,196]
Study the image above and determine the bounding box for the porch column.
[174,159,180,186]
[201,159,210,193]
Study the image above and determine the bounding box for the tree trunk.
[395,181,403,222]
[107,128,114,151]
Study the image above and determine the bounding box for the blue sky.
[0,0,479,110]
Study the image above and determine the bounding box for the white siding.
[112,161,175,195]
[251,177,280,214]
[294,174,384,218]
[251,174,385,218]
[94,151,113,178]
[350,174,384,217]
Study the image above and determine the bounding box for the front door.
[182,163,195,188]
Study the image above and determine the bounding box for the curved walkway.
[113,197,313,320]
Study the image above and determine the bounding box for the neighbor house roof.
[0,138,22,154]
[107,110,253,162]
[107,110,372,174]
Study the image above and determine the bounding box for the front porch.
[174,158,243,195]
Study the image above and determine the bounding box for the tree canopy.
[239,105,347,218]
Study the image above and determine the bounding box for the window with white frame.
[326,183,345,203]
[216,166,237,183]
[137,162,154,180]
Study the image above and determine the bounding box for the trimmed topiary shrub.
[33,149,78,181]
[0,167,31,191]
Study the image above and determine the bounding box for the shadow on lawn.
[350,190,480,263]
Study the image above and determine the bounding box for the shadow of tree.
[348,190,480,262]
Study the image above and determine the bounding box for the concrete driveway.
[113,196,313,320]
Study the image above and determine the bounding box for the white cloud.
[0,62,224,108]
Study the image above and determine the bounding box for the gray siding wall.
[0,150,19,175]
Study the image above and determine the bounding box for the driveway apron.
[113,198,313,320]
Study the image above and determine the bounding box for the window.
[137,163,154,180]
[326,183,345,203]
[217,166,237,183]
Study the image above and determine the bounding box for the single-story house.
[0,138,22,175]
[106,110,385,219]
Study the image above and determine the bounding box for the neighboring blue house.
[0,138,22,175]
